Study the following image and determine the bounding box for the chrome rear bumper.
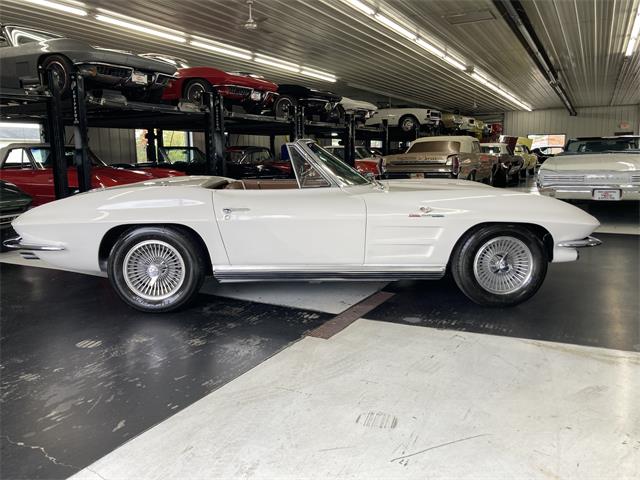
[557,236,602,248]
[2,236,65,251]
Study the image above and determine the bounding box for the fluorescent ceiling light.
[25,0,87,16]
[95,11,186,42]
[443,55,466,71]
[471,72,532,111]
[347,0,375,16]
[374,13,416,40]
[190,39,252,60]
[625,9,640,57]
[301,68,337,82]
[415,38,445,57]
[254,54,300,73]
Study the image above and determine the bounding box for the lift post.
[145,129,157,163]
[45,69,69,200]
[204,90,225,176]
[71,74,91,193]
[382,119,389,155]
[292,105,305,140]
[342,113,356,167]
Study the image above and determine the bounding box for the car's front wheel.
[451,225,548,307]
[273,94,297,119]
[107,227,205,312]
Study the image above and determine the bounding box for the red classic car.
[0,144,184,206]
[155,58,278,113]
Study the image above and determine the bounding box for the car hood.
[91,167,156,187]
[542,153,640,172]
[178,67,278,91]
[382,178,494,192]
[41,39,177,74]
[340,97,377,112]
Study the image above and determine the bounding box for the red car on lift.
[143,54,278,114]
[0,144,184,206]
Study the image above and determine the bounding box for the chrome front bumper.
[2,236,65,251]
[538,184,640,200]
[557,236,602,248]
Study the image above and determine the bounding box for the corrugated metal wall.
[503,105,640,138]
[65,127,137,164]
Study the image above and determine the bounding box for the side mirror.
[364,172,376,181]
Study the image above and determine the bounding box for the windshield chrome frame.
[293,139,372,188]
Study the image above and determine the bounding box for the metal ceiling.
[522,0,640,107]
[1,0,638,113]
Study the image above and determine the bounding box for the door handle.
[222,207,250,214]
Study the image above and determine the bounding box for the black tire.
[466,170,476,182]
[398,115,419,133]
[491,166,508,187]
[183,78,212,105]
[107,226,206,313]
[41,55,73,98]
[450,225,548,307]
[273,94,297,119]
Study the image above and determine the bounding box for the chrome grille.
[541,174,585,184]
[630,174,640,183]
[96,65,131,78]
[227,86,252,96]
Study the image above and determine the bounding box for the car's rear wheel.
[183,79,212,105]
[451,225,547,307]
[108,227,205,312]
[41,55,73,97]
[399,115,419,133]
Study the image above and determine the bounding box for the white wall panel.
[504,105,640,138]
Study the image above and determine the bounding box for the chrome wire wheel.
[123,240,186,301]
[185,81,207,103]
[472,236,533,295]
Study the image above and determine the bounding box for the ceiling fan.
[239,0,274,34]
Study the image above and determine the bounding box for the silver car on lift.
[0,24,176,101]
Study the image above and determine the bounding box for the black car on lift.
[272,84,341,123]
[0,180,31,251]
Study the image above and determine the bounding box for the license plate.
[593,189,621,201]
[131,71,148,85]
[250,91,262,101]
[410,173,425,179]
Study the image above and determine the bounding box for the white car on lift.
[6,140,600,313]
[538,136,640,201]
[365,107,441,132]
[337,97,378,124]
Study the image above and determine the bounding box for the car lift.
[0,69,388,199]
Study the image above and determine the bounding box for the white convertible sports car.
[5,140,601,312]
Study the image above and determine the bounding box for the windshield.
[161,147,206,164]
[481,146,503,154]
[227,148,273,164]
[30,147,106,168]
[565,137,640,153]
[5,26,60,45]
[305,143,370,186]
[355,146,373,159]
[407,141,461,153]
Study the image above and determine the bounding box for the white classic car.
[538,136,640,201]
[338,97,378,123]
[365,107,441,132]
[6,140,601,313]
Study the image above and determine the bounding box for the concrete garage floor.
[1,181,639,479]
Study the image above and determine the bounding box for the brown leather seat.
[224,180,246,190]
